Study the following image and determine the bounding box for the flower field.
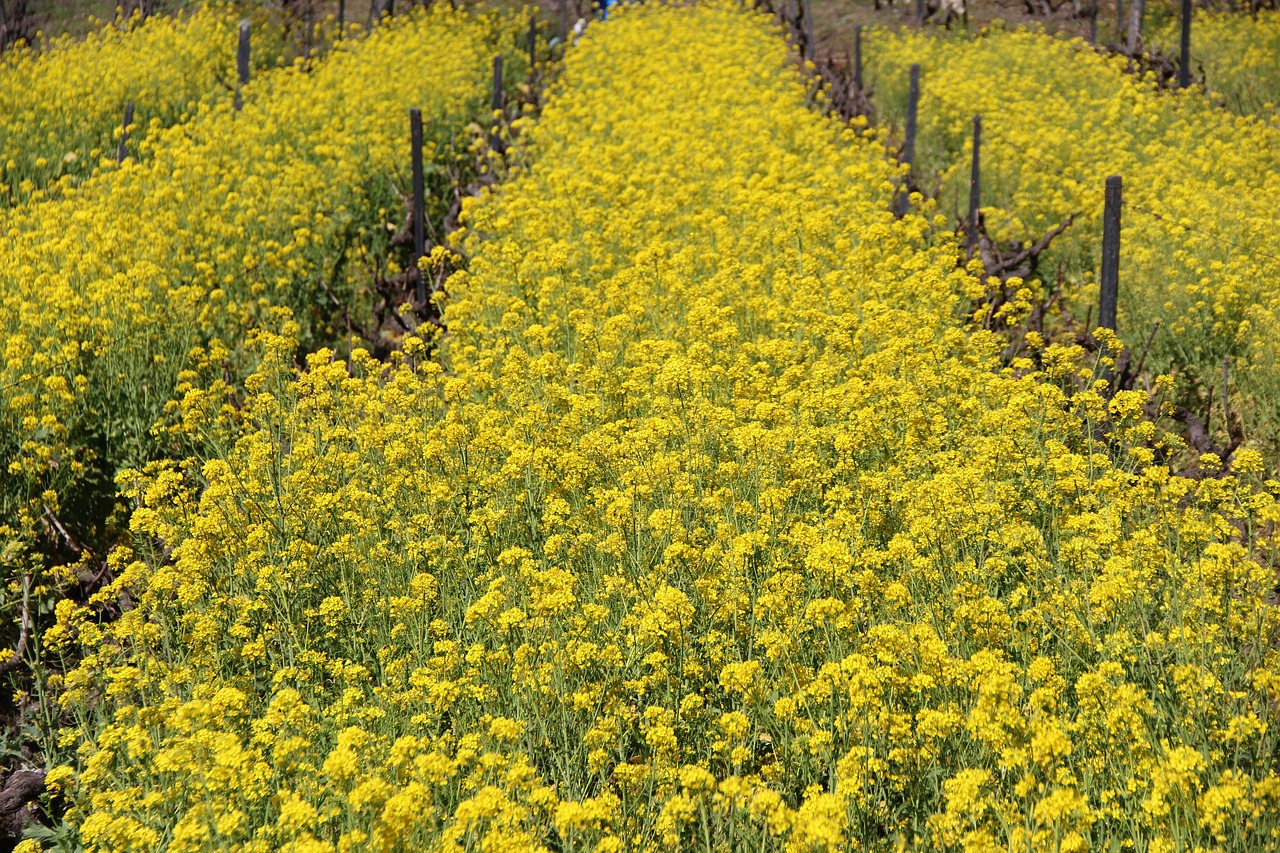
[863,25,1280,461]
[1150,8,1280,123]
[15,2,1279,851]
[1,5,518,748]
[0,4,287,208]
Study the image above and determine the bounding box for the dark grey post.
[1126,0,1143,54]
[529,15,537,72]
[338,0,345,34]
[915,0,925,27]
[491,55,504,111]
[968,114,980,257]
[116,102,134,164]
[237,20,250,85]
[854,25,863,91]
[410,108,425,305]
[803,0,814,60]
[235,20,249,110]
[1089,2,1098,44]
[1099,175,1122,332]
[895,64,920,217]
[304,3,314,62]
[1178,0,1192,88]
[560,0,568,44]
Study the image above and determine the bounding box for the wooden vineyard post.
[854,25,863,91]
[1089,2,1098,44]
[895,64,919,217]
[237,21,250,84]
[1099,175,1122,332]
[1126,0,1143,55]
[304,1,314,62]
[491,55,505,112]
[915,0,925,28]
[338,0,345,36]
[410,108,425,305]
[559,0,568,52]
[116,102,134,164]
[802,0,814,61]
[968,114,980,258]
[529,15,538,73]
[1179,0,1192,88]
[235,20,249,111]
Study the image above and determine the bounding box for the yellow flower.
[43,4,1280,852]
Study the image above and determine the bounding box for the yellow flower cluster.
[0,4,283,207]
[864,25,1280,458]
[48,4,1280,851]
[1150,8,1280,123]
[1,9,508,679]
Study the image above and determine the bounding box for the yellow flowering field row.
[1150,8,1280,123]
[0,4,287,208]
[1,8,514,698]
[45,4,1280,851]
[864,26,1280,461]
